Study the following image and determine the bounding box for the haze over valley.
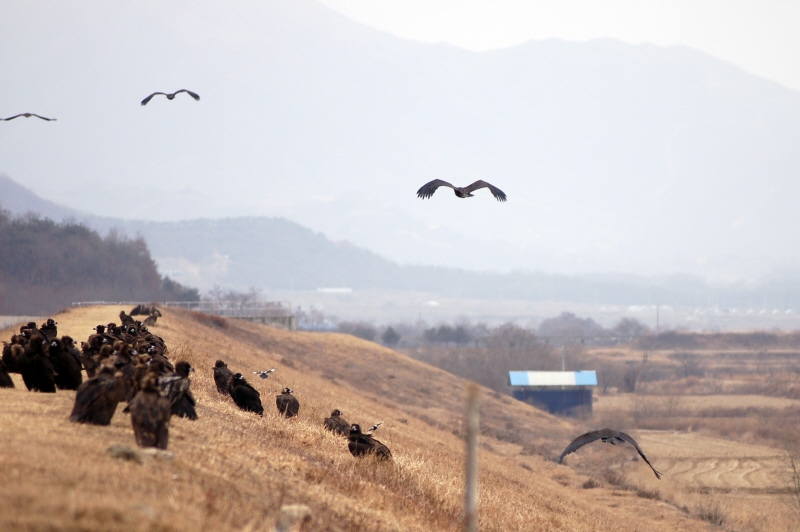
[3,0,800,283]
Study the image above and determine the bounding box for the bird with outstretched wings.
[416,179,507,201]
[2,113,56,121]
[141,89,200,106]
[556,428,662,479]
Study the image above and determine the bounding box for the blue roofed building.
[508,371,597,416]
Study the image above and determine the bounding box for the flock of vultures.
[0,308,391,460]
[0,307,662,478]
[3,90,669,485]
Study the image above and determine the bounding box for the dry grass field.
[1,306,794,531]
[586,344,800,531]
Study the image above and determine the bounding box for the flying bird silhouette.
[555,428,662,479]
[1,113,56,121]
[140,89,200,106]
[416,179,507,201]
[253,369,276,379]
[366,420,384,433]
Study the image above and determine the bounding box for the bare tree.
[787,449,800,521]
[672,351,704,378]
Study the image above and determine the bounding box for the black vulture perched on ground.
[2,337,21,373]
[555,428,662,479]
[48,338,82,390]
[112,342,138,402]
[81,335,111,379]
[0,359,14,388]
[347,424,392,460]
[253,368,276,379]
[229,373,263,415]
[323,409,350,436]
[69,359,125,425]
[119,310,135,325]
[276,388,300,418]
[1,113,56,121]
[416,179,507,201]
[143,315,158,326]
[39,319,58,340]
[18,337,56,393]
[141,89,200,106]
[213,360,234,395]
[159,361,197,420]
[61,336,82,368]
[129,371,171,449]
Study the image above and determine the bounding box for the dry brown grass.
[0,305,720,531]
[583,342,800,531]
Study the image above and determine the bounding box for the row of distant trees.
[327,312,651,350]
[0,211,198,314]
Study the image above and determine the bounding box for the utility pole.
[464,383,480,532]
[561,345,566,371]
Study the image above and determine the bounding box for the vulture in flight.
[140,89,200,106]
[555,428,662,479]
[416,179,507,201]
[1,113,56,121]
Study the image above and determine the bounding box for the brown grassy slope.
[0,306,714,531]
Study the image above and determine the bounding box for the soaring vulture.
[555,428,662,479]
[140,89,200,106]
[1,113,56,121]
[416,179,507,201]
[347,424,392,461]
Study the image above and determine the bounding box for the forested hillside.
[0,210,198,314]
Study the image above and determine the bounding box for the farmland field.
[1,306,798,530]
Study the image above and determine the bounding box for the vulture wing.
[1,114,24,121]
[174,89,200,101]
[29,113,55,121]
[464,180,507,201]
[555,430,604,463]
[140,92,166,106]
[416,179,455,199]
[616,431,662,479]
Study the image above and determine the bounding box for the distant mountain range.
[3,174,799,309]
[3,1,800,280]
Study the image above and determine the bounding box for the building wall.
[512,388,593,416]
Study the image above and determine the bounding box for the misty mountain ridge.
[2,174,799,312]
[3,0,800,280]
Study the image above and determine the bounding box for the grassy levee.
[0,306,713,531]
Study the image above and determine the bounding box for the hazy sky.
[319,0,800,92]
[2,0,800,282]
